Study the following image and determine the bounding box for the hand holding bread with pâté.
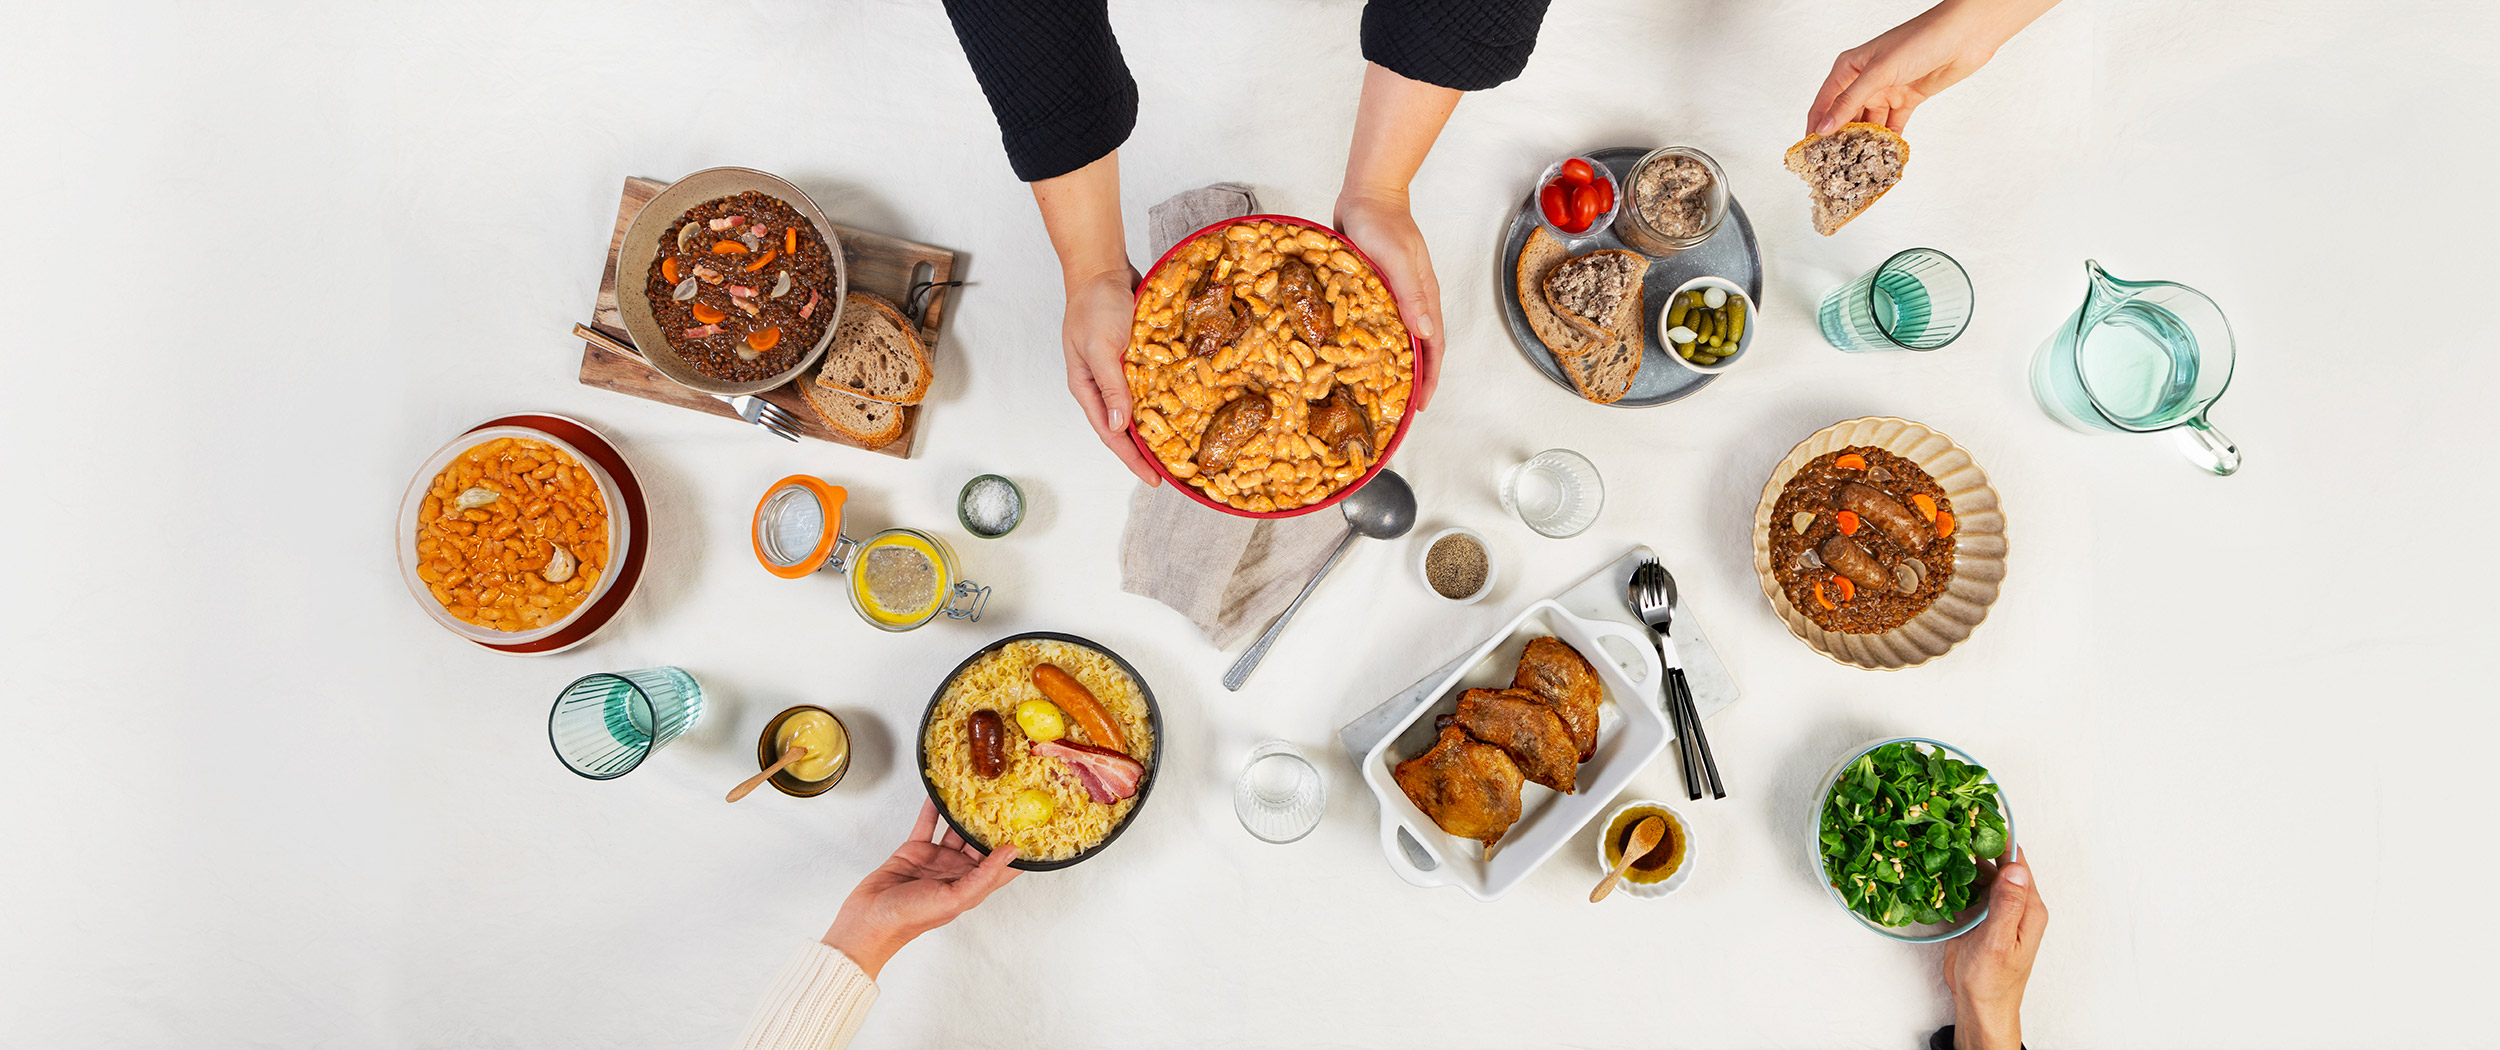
[1785,122,1909,235]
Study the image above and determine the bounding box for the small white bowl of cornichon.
[1659,275,1753,374]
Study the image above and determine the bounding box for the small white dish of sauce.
[1595,799,1694,899]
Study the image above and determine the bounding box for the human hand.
[1062,264,1160,485]
[1333,190,1443,412]
[1941,848,2047,1050]
[1808,0,2058,135]
[820,800,1020,980]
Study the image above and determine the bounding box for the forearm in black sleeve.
[940,0,1138,183]
[1360,0,1554,91]
[1930,1024,2026,1049]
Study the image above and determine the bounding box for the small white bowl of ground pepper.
[1417,527,1497,604]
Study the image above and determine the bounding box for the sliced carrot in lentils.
[1832,575,1856,602]
[1934,511,1957,539]
[747,326,781,352]
[742,249,778,273]
[710,241,748,255]
[1910,493,1938,522]
[1813,580,1836,610]
[1835,510,1862,536]
[661,257,679,283]
[689,302,726,324]
[784,227,798,255]
[1835,453,1867,471]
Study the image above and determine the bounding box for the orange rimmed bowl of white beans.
[396,425,633,647]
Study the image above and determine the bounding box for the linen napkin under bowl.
[1118,185,1348,649]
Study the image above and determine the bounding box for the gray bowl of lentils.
[1417,527,1496,604]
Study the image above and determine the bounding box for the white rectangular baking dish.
[1360,599,1669,901]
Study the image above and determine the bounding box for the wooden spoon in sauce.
[727,746,808,803]
[1590,816,1665,903]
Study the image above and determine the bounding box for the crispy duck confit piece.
[1438,688,1578,794]
[1303,383,1373,460]
[1394,725,1524,846]
[1196,393,1269,473]
[1182,278,1249,358]
[1274,257,1335,349]
[1511,637,1602,761]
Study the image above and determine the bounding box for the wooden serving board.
[578,175,960,457]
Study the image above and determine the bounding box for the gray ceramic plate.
[1495,147,1763,407]
[616,166,847,396]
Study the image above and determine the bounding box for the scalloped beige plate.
[1751,417,2007,670]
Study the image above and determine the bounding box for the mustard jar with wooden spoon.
[729,705,852,801]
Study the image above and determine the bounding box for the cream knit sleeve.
[736,941,881,1050]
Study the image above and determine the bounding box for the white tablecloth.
[5,0,2493,1046]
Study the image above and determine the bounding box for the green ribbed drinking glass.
[1818,248,1973,352]
[548,667,705,780]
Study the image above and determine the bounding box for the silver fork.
[1630,558,1726,800]
[573,323,802,442]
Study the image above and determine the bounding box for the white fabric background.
[3,1,2493,1046]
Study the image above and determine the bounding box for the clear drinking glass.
[1234,741,1326,844]
[1501,449,1604,538]
[549,667,706,780]
[1818,248,1974,353]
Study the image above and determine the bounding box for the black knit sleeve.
[1929,1024,2026,1050]
[1360,0,1554,91]
[940,0,1138,182]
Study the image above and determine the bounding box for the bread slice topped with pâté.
[1540,248,1648,404]
[1784,121,1910,236]
[812,293,932,405]
[1516,226,1599,358]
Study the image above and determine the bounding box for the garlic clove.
[541,545,576,583]
[676,221,699,252]
[454,486,499,511]
[770,270,793,298]
[1792,510,1816,534]
[672,277,700,301]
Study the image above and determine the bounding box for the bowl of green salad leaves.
[1811,737,2014,943]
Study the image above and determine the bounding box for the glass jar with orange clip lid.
[751,475,990,631]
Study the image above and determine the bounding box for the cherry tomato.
[1559,158,1595,187]
[1571,182,1606,228]
[1589,177,1615,213]
[1539,182,1571,228]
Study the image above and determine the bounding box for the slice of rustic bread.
[812,293,931,405]
[1516,227,1597,357]
[1564,329,1643,404]
[801,381,907,449]
[1784,122,1910,236]
[1542,249,1648,349]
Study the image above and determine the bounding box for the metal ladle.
[1222,471,1417,691]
